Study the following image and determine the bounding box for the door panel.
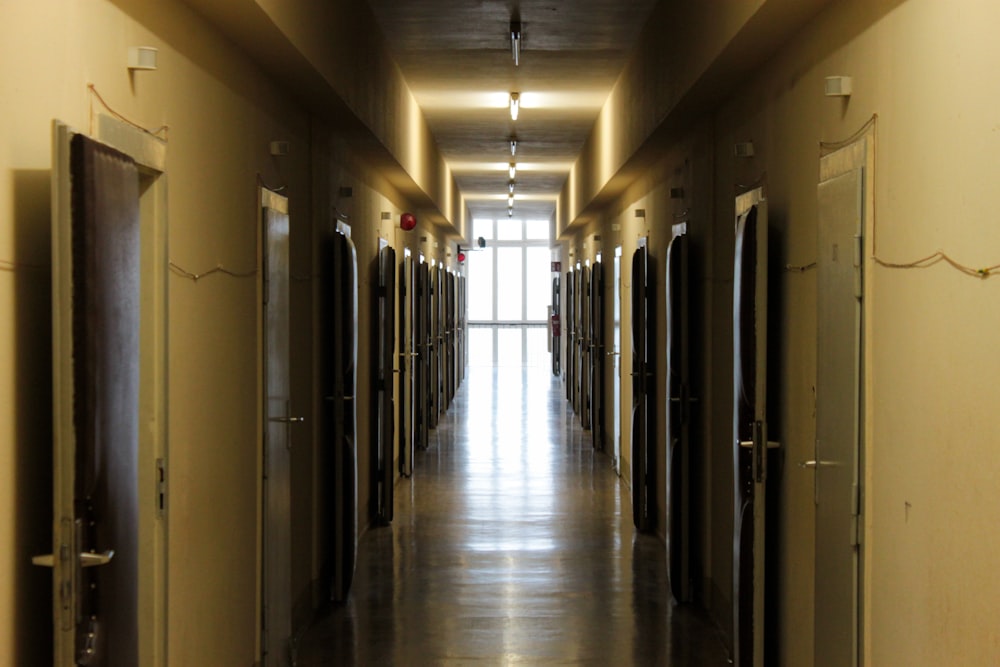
[815,166,864,667]
[613,251,622,473]
[399,256,416,477]
[732,190,772,667]
[322,227,358,602]
[416,263,430,450]
[376,247,396,523]
[262,189,294,665]
[631,242,654,532]
[49,130,141,667]
[580,266,592,429]
[565,270,575,402]
[590,262,604,449]
[666,223,694,603]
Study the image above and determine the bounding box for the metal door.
[631,240,654,532]
[44,128,141,667]
[666,223,693,602]
[551,274,561,376]
[416,262,430,450]
[732,189,776,667]
[262,189,298,664]
[398,255,417,477]
[590,262,605,449]
[323,227,358,602]
[580,266,592,429]
[565,269,575,402]
[814,162,864,667]
[376,247,396,523]
[613,249,622,474]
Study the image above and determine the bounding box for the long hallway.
[298,355,730,665]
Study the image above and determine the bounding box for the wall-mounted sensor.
[734,141,755,158]
[825,76,853,97]
[635,209,646,218]
[128,46,158,71]
[269,141,290,156]
[670,187,685,199]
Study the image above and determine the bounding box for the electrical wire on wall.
[823,114,999,280]
[168,261,256,282]
[88,84,168,140]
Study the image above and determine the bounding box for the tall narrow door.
[732,189,775,667]
[551,274,561,376]
[580,266,592,429]
[398,255,416,477]
[814,157,865,667]
[613,249,622,474]
[565,269,575,402]
[416,262,430,450]
[631,241,655,532]
[375,247,396,523]
[322,227,358,602]
[46,128,141,667]
[666,223,694,603]
[590,261,605,449]
[262,188,294,665]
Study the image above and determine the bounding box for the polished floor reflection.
[297,359,729,665]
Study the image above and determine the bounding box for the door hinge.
[851,482,862,548]
[853,233,864,299]
[156,458,167,517]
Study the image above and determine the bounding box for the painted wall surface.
[0,0,451,665]
[561,0,1000,664]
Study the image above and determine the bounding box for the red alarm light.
[457,252,466,263]
[400,212,417,231]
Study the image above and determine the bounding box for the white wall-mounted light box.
[825,76,853,97]
[128,46,158,71]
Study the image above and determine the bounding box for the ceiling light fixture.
[510,21,522,66]
[508,181,515,195]
[508,207,514,218]
[509,92,520,121]
[508,194,515,207]
[509,162,517,179]
[509,138,518,157]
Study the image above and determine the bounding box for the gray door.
[565,269,575,403]
[590,261,604,450]
[631,241,655,532]
[814,165,864,667]
[732,189,777,667]
[262,188,297,666]
[580,266,592,429]
[46,128,141,667]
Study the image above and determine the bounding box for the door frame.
[816,136,872,666]
[48,116,169,667]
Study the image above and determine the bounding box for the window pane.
[526,247,551,321]
[468,248,494,321]
[497,328,523,366]
[473,218,494,241]
[496,218,523,241]
[526,327,548,367]
[525,219,550,241]
[468,327,494,367]
[496,247,523,320]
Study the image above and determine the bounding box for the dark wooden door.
[47,130,141,667]
[565,269,575,402]
[631,242,654,532]
[666,223,694,603]
[416,262,431,450]
[732,190,773,667]
[590,262,605,449]
[375,247,396,523]
[322,227,358,602]
[398,256,416,477]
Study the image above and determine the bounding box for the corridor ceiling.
[366,0,659,224]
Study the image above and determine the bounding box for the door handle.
[799,460,838,468]
[32,550,115,568]
[606,352,620,357]
[269,416,305,423]
[738,440,781,449]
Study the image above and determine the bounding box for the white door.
[814,147,865,667]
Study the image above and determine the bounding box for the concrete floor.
[297,359,730,666]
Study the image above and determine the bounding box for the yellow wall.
[562,0,1000,664]
[0,0,453,665]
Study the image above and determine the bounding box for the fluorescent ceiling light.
[508,182,515,195]
[509,163,516,179]
[509,139,518,157]
[509,92,520,121]
[511,21,521,66]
